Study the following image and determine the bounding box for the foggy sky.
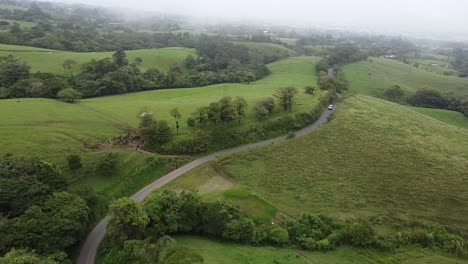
[55,0,468,39]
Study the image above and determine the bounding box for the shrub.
[267,226,290,245]
[304,86,317,95]
[223,217,256,243]
[345,222,375,247]
[383,85,404,102]
[67,154,82,173]
[97,153,118,176]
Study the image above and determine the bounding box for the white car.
[327,104,334,110]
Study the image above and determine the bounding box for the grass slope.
[414,107,468,130]
[0,56,321,157]
[80,56,322,131]
[343,57,468,97]
[0,98,120,160]
[177,95,468,236]
[175,236,465,264]
[0,44,195,74]
[233,41,295,59]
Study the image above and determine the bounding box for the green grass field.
[80,56,322,131]
[0,98,120,160]
[408,58,459,76]
[343,57,468,97]
[0,19,35,28]
[175,236,465,264]
[233,41,295,59]
[171,95,468,237]
[0,4,27,10]
[414,107,468,130]
[0,56,321,158]
[0,44,195,74]
[278,38,298,46]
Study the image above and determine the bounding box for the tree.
[113,49,128,67]
[0,58,30,87]
[274,87,298,111]
[108,198,149,244]
[219,96,237,123]
[222,218,255,243]
[97,153,118,177]
[57,88,82,103]
[304,86,317,95]
[62,59,77,79]
[170,108,182,134]
[67,154,82,173]
[162,247,204,264]
[134,57,143,66]
[207,102,220,124]
[0,249,59,264]
[407,89,446,108]
[33,192,90,252]
[383,85,404,102]
[233,97,248,123]
[254,105,270,120]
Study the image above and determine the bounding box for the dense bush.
[0,155,91,262]
[104,190,467,260]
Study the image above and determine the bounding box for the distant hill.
[0,44,195,74]
[343,57,468,97]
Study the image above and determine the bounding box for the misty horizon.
[52,0,468,41]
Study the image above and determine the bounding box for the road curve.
[77,102,338,264]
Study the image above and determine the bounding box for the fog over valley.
[53,0,468,41]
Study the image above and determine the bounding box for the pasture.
[172,95,468,236]
[343,57,468,97]
[0,44,196,74]
[0,56,322,157]
[233,41,295,59]
[413,107,468,129]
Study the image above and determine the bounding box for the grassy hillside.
[233,41,295,59]
[414,107,468,129]
[80,56,322,130]
[0,56,321,157]
[343,57,468,97]
[0,44,195,74]
[175,236,465,264]
[0,98,120,159]
[171,95,468,236]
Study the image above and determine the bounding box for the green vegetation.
[409,58,458,76]
[177,95,467,237]
[175,236,466,264]
[0,56,321,158]
[0,45,195,74]
[278,38,298,46]
[413,107,468,129]
[233,41,295,62]
[343,57,468,97]
[0,19,35,28]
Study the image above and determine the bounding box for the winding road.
[77,102,338,264]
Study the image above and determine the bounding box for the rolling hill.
[0,44,195,74]
[0,56,322,158]
[233,41,295,60]
[168,95,468,237]
[343,57,468,97]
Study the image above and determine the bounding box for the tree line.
[383,85,468,117]
[0,35,276,99]
[136,87,325,155]
[99,190,467,263]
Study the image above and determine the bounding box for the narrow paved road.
[77,102,338,264]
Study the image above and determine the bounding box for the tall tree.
[274,87,298,111]
[108,198,149,244]
[219,96,237,123]
[112,49,128,68]
[170,108,182,134]
[233,96,248,123]
[62,59,77,79]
